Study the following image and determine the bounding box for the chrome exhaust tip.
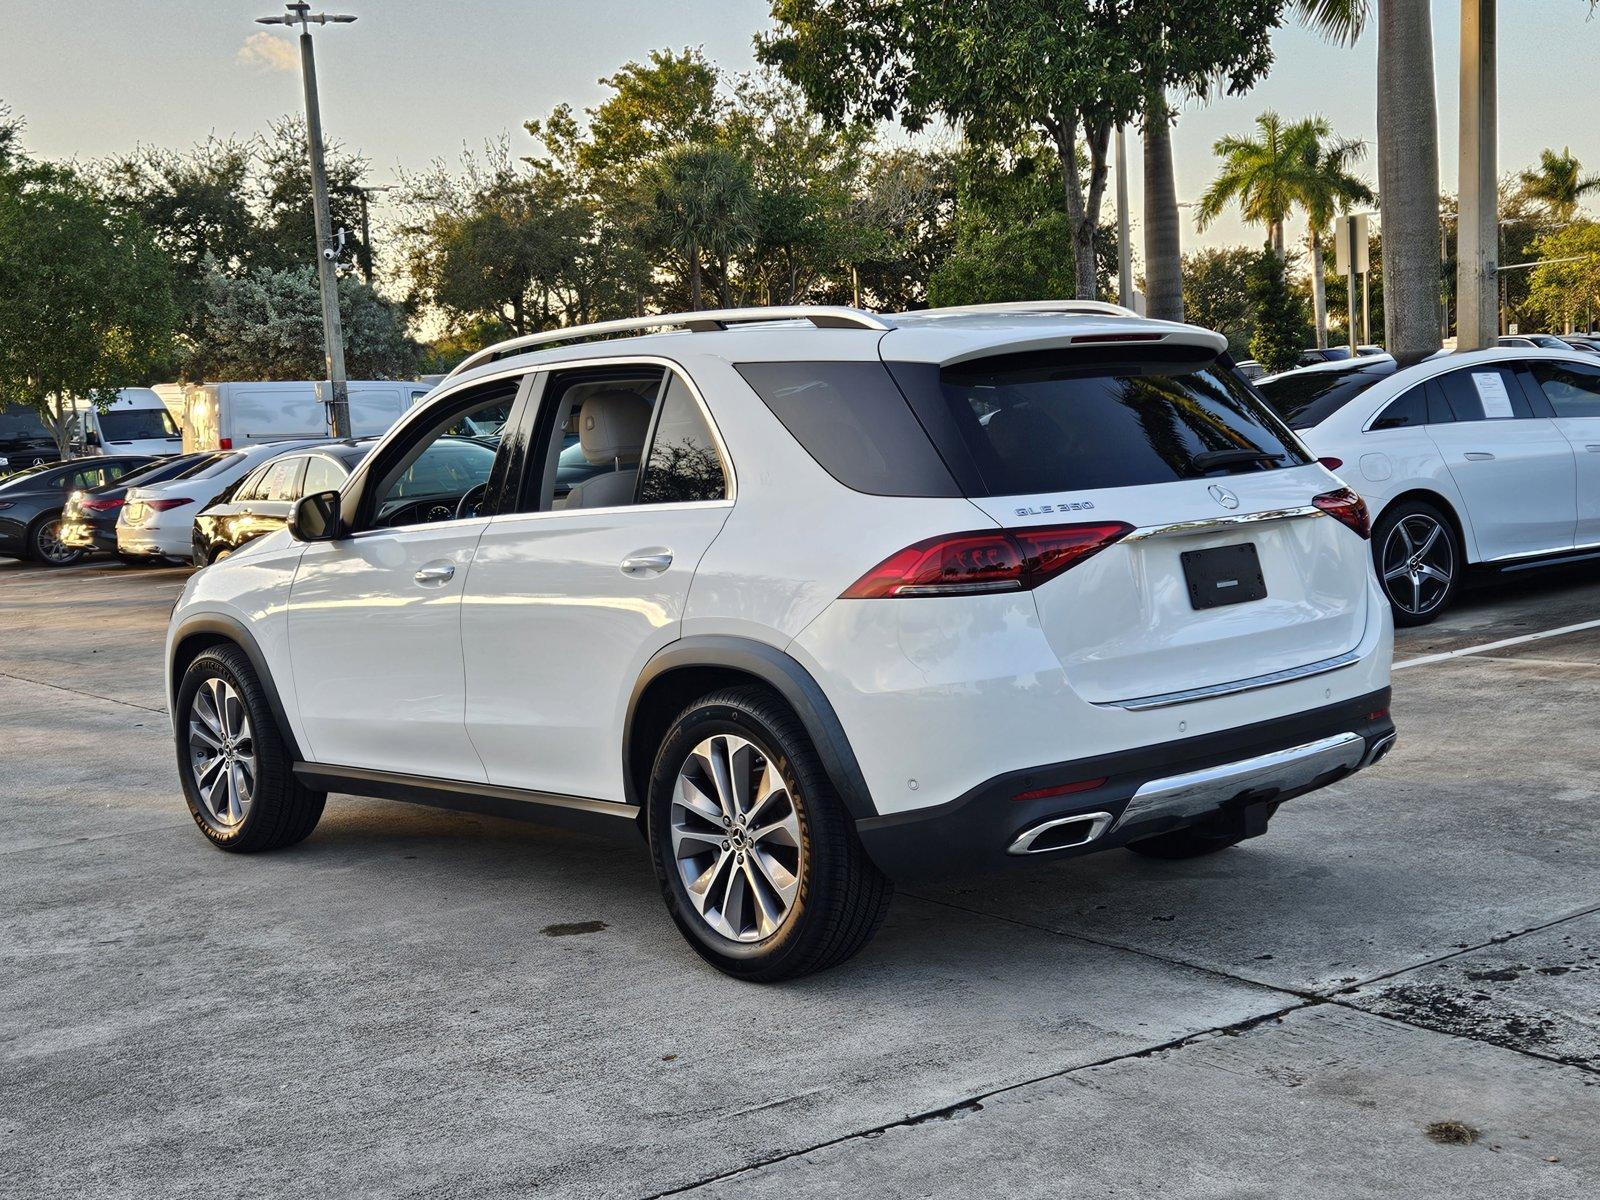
[1361,732,1397,769]
[1008,811,1115,856]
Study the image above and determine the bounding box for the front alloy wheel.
[1378,509,1456,623]
[187,676,257,830]
[670,733,805,943]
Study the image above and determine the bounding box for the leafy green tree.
[576,48,726,179]
[252,118,371,276]
[1293,122,1373,348]
[1246,250,1312,372]
[761,1,1149,300]
[1196,111,1307,255]
[1518,148,1600,224]
[0,129,178,455]
[186,265,415,382]
[836,147,956,311]
[1526,221,1600,332]
[646,144,757,310]
[1182,247,1259,356]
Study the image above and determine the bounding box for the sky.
[3,0,1598,278]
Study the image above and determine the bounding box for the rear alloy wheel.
[648,686,892,981]
[1374,501,1460,626]
[176,645,325,852]
[29,515,83,566]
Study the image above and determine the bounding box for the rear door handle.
[1463,451,1495,461]
[1586,444,1600,453]
[620,550,673,575]
[414,562,456,585]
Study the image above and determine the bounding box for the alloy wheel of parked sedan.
[187,677,257,830]
[31,516,82,565]
[1379,512,1455,618]
[670,733,805,943]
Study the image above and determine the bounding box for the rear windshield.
[1256,365,1393,430]
[904,348,1309,495]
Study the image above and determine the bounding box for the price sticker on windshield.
[1470,371,1515,419]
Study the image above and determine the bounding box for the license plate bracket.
[1181,543,1267,610]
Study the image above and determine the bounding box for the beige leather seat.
[562,389,653,509]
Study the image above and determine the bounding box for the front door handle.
[620,550,673,575]
[1586,444,1600,453]
[1463,451,1495,461]
[414,562,456,585]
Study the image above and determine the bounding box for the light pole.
[1457,0,1497,351]
[1114,127,1134,309]
[256,3,357,438]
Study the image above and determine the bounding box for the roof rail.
[445,305,892,380]
[906,300,1139,319]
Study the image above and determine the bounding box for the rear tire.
[28,514,83,566]
[190,537,211,568]
[175,645,324,852]
[1372,500,1461,626]
[646,686,892,981]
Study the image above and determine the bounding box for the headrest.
[579,389,652,465]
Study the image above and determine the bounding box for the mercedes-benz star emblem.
[1208,484,1240,510]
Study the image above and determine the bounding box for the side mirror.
[83,431,102,448]
[288,489,345,542]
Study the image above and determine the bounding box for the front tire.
[1373,500,1461,626]
[647,686,892,981]
[175,645,324,852]
[29,514,83,566]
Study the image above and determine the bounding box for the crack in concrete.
[0,669,168,715]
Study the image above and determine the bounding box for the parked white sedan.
[1256,348,1600,624]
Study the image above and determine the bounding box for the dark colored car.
[0,456,154,565]
[59,452,227,559]
[191,441,373,565]
[0,405,62,479]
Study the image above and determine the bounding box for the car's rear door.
[461,362,734,802]
[1422,363,1576,559]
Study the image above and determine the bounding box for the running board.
[293,763,642,841]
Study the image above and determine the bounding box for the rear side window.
[735,361,960,497]
[909,349,1309,496]
[1429,366,1533,422]
[304,456,346,495]
[637,374,728,504]
[1256,366,1392,429]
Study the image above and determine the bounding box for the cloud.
[237,31,299,73]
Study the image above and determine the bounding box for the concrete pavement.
[2,556,1598,1197]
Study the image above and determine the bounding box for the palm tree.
[1195,112,1304,256]
[648,144,757,310]
[1519,147,1600,223]
[1295,124,1375,348]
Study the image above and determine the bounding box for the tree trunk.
[688,246,702,311]
[1049,111,1102,301]
[1311,228,1329,348]
[1377,0,1443,364]
[1141,103,1183,322]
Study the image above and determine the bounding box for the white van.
[183,381,431,451]
[77,389,186,458]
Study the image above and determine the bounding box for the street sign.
[1335,213,1371,277]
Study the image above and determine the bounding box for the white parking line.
[1394,617,1600,670]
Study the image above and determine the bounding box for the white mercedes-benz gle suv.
[166,302,1396,980]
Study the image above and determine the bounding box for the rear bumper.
[117,524,189,558]
[854,688,1394,881]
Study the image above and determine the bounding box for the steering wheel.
[455,481,491,521]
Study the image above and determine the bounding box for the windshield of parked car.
[0,406,54,442]
[99,408,180,441]
[1255,365,1395,429]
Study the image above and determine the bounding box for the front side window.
[1528,360,1600,418]
[367,383,517,528]
[637,374,728,504]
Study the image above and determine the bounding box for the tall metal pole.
[1362,271,1371,345]
[298,24,350,437]
[1346,214,1360,356]
[1457,0,1498,350]
[1114,126,1133,309]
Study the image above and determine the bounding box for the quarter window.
[637,374,728,504]
[1370,386,1428,430]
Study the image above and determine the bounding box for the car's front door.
[462,362,734,801]
[1525,359,1600,547]
[285,377,527,779]
[1424,363,1577,560]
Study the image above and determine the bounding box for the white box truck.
[183,380,432,451]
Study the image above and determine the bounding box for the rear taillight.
[81,497,124,512]
[219,438,233,450]
[1313,487,1370,539]
[145,497,193,512]
[1317,456,1344,471]
[842,521,1134,599]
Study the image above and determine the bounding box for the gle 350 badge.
[1014,500,1096,517]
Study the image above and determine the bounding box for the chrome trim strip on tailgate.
[1121,506,1325,542]
[1095,650,1363,711]
[1113,731,1366,832]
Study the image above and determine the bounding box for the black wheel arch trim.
[625,635,877,820]
[168,613,304,762]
